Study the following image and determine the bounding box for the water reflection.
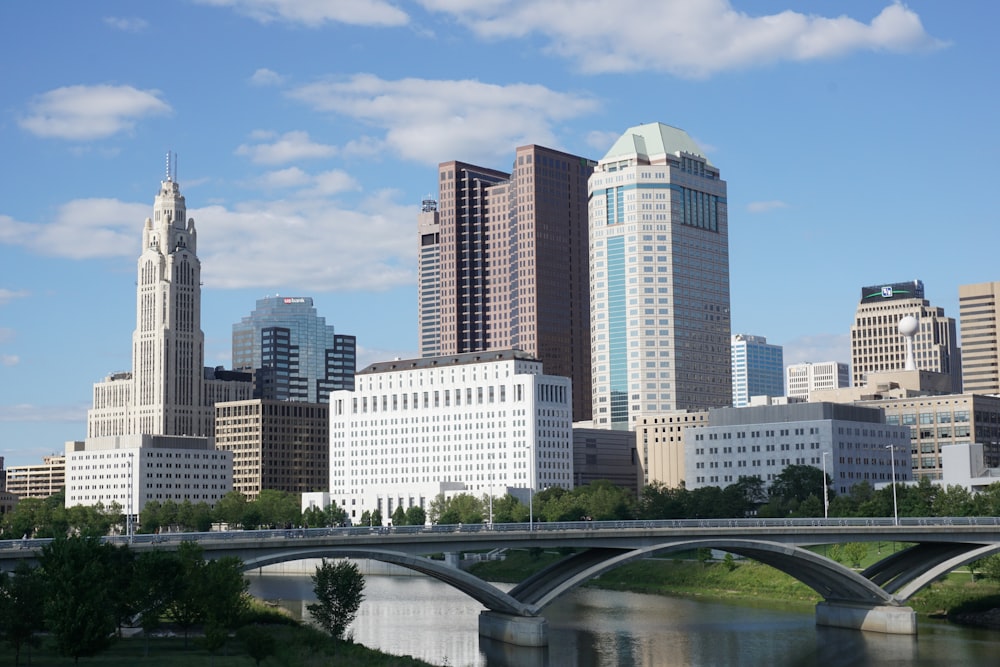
[247,572,999,667]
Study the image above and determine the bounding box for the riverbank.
[467,547,1000,628]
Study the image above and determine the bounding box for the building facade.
[685,403,911,497]
[5,454,66,499]
[864,393,1000,480]
[232,296,356,404]
[87,168,251,439]
[428,147,595,421]
[731,334,784,407]
[850,280,961,392]
[322,350,573,523]
[589,122,732,428]
[959,281,1000,395]
[214,399,329,501]
[65,435,232,515]
[786,361,851,400]
[572,427,640,494]
[417,197,442,358]
[638,410,709,489]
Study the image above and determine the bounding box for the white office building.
[316,350,573,523]
[65,435,232,516]
[786,361,851,400]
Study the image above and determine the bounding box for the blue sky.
[1,1,996,467]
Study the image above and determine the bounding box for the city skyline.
[2,1,997,466]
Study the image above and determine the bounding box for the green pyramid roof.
[601,122,712,166]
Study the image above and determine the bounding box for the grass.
[0,618,436,667]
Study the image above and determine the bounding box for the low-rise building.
[637,411,709,489]
[572,427,640,494]
[64,435,232,517]
[685,402,911,496]
[5,454,66,498]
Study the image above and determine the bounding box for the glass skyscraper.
[730,334,784,407]
[232,296,356,404]
[589,122,732,428]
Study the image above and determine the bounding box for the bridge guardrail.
[4,516,1000,551]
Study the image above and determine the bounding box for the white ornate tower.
[130,155,207,436]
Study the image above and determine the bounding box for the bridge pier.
[815,602,917,635]
[479,611,548,647]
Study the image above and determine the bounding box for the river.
[246,571,1000,667]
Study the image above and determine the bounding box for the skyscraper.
[232,296,356,404]
[588,122,732,428]
[417,197,441,358]
[88,162,251,439]
[959,281,1000,395]
[850,280,961,391]
[730,334,784,407]
[427,146,595,421]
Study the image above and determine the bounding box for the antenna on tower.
[165,152,172,182]
[165,151,178,182]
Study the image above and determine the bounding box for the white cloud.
[195,192,416,292]
[1,355,18,367]
[103,16,149,32]
[256,167,312,189]
[250,68,285,86]
[419,0,946,77]
[0,173,409,294]
[19,84,172,141]
[0,289,29,306]
[196,0,409,27]
[0,200,147,259]
[236,130,338,165]
[747,200,789,213]
[288,74,599,165]
[781,333,851,367]
[0,403,88,423]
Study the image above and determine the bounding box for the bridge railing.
[4,516,1000,552]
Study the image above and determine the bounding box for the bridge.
[4,517,1000,646]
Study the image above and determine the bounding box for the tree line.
[0,538,248,665]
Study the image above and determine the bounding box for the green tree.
[307,559,366,641]
[238,625,277,666]
[391,505,407,526]
[638,481,690,520]
[359,510,372,527]
[326,503,348,527]
[168,541,208,646]
[842,542,868,568]
[977,554,1000,582]
[214,491,248,529]
[39,537,121,662]
[132,550,183,654]
[139,500,162,533]
[303,506,326,528]
[371,508,384,527]
[200,556,250,656]
[254,489,301,528]
[404,505,427,526]
[0,562,46,666]
[769,464,828,506]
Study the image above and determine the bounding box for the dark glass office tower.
[233,296,356,404]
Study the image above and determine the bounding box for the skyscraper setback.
[423,146,595,421]
[232,296,356,404]
[588,122,732,427]
[87,164,251,439]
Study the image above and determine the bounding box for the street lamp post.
[821,451,830,519]
[886,445,899,526]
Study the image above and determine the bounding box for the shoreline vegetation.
[467,546,1000,630]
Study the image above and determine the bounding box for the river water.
[246,572,1000,667]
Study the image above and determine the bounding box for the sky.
[1,1,997,467]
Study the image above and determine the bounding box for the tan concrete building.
[850,280,961,392]
[214,399,329,501]
[636,411,709,488]
[959,281,1000,395]
[5,454,66,498]
[786,361,850,400]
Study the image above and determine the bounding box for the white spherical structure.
[898,315,919,337]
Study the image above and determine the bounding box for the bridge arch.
[241,547,537,617]
[515,539,898,610]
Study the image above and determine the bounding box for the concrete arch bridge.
[4,517,1000,646]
